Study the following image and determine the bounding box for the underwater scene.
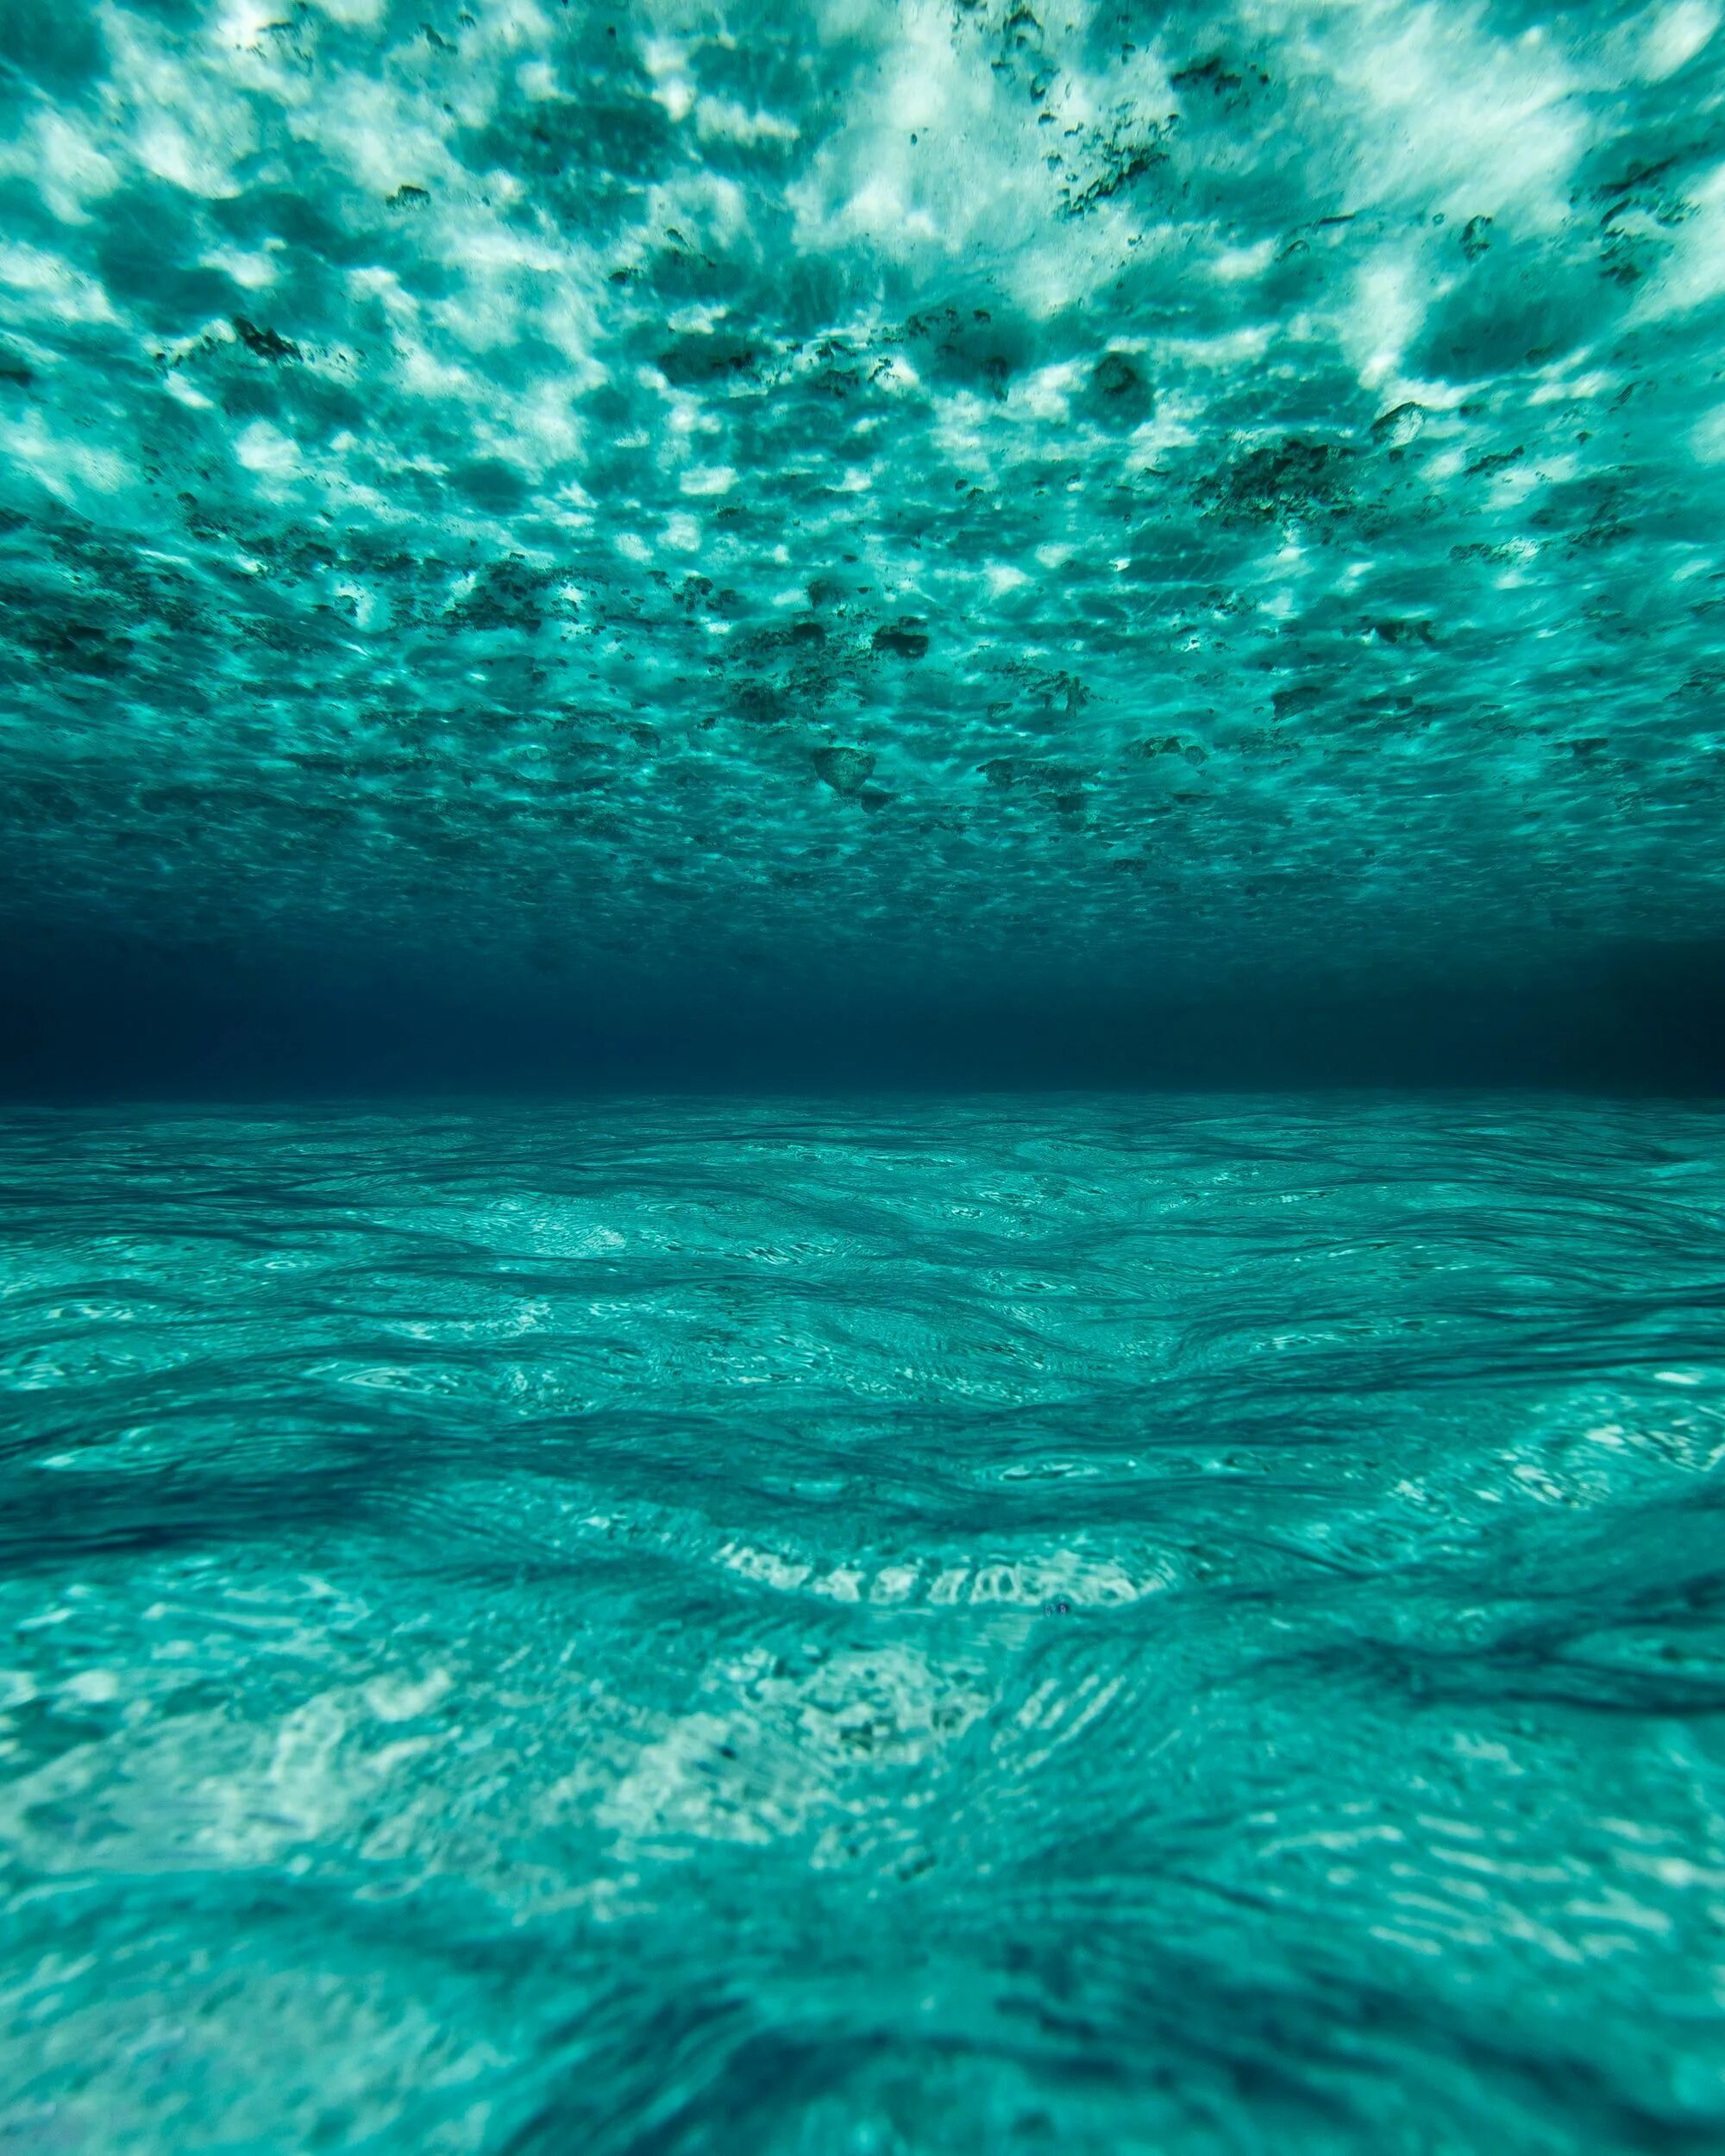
[3,0,1725,2149]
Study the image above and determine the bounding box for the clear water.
[4,1095,1725,2152]
[6,0,1725,2144]
[4,0,1725,1081]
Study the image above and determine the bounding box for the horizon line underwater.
[4,2,1725,2151]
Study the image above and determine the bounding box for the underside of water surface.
[2,0,1725,1085]
[4,0,1725,2150]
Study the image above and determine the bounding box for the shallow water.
[7,1,1725,2140]
[7,0,1725,1088]
[3,1094,1724,2153]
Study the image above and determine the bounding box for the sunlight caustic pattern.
[3,1097,1725,2151]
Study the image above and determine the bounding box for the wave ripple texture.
[3,1097,1724,2152]
[7,0,1725,1071]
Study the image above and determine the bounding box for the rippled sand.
[3,1095,1724,2152]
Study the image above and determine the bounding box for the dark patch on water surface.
[229,316,303,364]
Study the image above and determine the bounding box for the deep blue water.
[3,1095,1725,2152]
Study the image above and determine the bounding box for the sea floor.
[2,1094,1723,2153]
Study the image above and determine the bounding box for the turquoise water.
[6,0,1725,2143]
[4,0,1725,1078]
[4,1095,1725,2151]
